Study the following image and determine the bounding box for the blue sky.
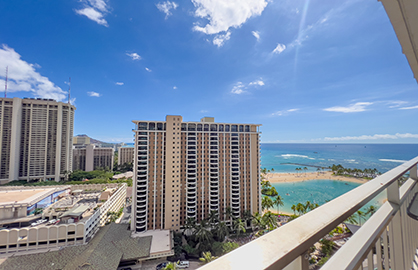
[0,0,417,144]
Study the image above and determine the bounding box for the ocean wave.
[344,159,356,162]
[280,154,310,158]
[379,159,407,163]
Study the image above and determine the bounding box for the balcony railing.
[201,156,418,270]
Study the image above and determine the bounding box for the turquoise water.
[268,179,385,216]
[261,143,418,174]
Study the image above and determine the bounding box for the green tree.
[261,211,277,230]
[224,206,234,226]
[199,251,218,264]
[273,195,284,214]
[291,204,296,215]
[357,210,366,226]
[365,205,377,216]
[208,210,219,229]
[261,196,274,211]
[163,262,178,270]
[233,218,246,237]
[222,242,239,254]
[194,220,213,247]
[214,221,229,241]
[252,212,263,231]
[183,217,196,236]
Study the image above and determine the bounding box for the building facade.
[0,97,75,183]
[131,115,261,232]
[118,146,134,166]
[72,144,114,172]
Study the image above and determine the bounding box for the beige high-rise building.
[131,115,261,232]
[0,97,75,183]
[118,146,134,166]
[73,144,114,172]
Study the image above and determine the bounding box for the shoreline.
[265,171,367,184]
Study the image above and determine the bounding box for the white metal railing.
[200,156,418,270]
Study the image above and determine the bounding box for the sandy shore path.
[265,171,367,184]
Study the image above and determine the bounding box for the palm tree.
[365,205,377,216]
[208,210,219,228]
[273,195,284,214]
[252,212,263,231]
[224,206,233,226]
[194,220,213,246]
[163,262,178,270]
[345,215,358,225]
[214,221,229,241]
[303,167,308,174]
[295,203,306,215]
[233,218,246,237]
[291,204,296,215]
[183,217,196,236]
[261,196,274,211]
[241,209,253,227]
[199,251,218,264]
[357,210,365,226]
[262,211,277,230]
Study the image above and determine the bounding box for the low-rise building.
[0,183,126,255]
[73,144,114,171]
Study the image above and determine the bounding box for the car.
[156,262,168,270]
[176,261,189,268]
[48,219,57,225]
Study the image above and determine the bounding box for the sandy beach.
[265,171,367,184]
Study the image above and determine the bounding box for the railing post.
[411,164,418,181]
[282,251,309,270]
[387,180,405,270]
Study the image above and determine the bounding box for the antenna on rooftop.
[68,77,71,104]
[4,66,8,98]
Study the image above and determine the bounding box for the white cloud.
[387,100,408,108]
[0,44,66,101]
[271,108,299,116]
[323,102,373,113]
[156,1,178,18]
[399,105,418,110]
[173,86,177,89]
[231,82,245,94]
[321,133,418,141]
[200,110,208,113]
[192,0,269,35]
[126,52,141,60]
[249,79,264,86]
[87,91,101,97]
[116,82,124,85]
[252,31,260,41]
[273,43,286,54]
[75,0,109,26]
[231,78,265,94]
[213,32,231,47]
[145,67,152,72]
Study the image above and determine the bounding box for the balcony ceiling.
[380,0,418,83]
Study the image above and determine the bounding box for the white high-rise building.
[0,97,75,183]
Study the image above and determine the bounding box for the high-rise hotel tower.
[0,97,75,183]
[131,115,261,232]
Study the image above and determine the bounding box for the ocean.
[261,143,418,174]
[261,144,418,216]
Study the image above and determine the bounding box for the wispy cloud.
[319,133,418,141]
[75,0,109,26]
[200,109,208,113]
[272,43,286,54]
[213,32,231,47]
[231,78,265,94]
[145,67,152,72]
[387,100,408,108]
[399,105,418,110]
[271,108,299,116]
[156,1,178,19]
[88,91,101,97]
[115,82,124,86]
[252,31,260,41]
[249,79,265,86]
[231,82,245,94]
[192,0,269,46]
[173,86,177,89]
[323,102,373,113]
[0,44,66,101]
[126,52,141,60]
